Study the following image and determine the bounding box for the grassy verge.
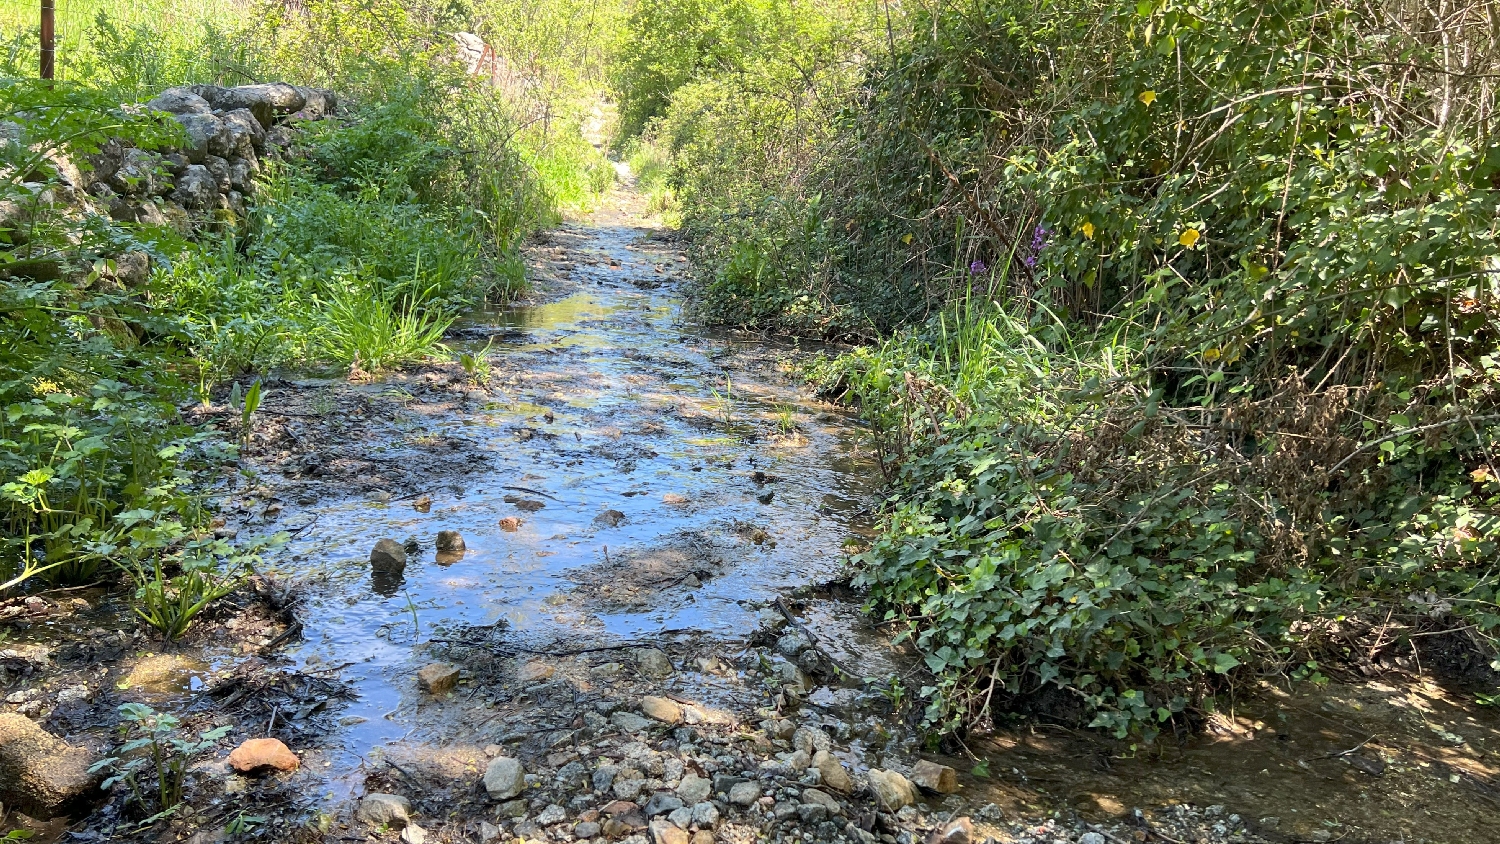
[611,0,1500,740]
[0,0,615,630]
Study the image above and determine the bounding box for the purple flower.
[1023,224,1052,269]
[970,259,987,275]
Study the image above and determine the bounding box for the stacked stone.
[86,83,337,232]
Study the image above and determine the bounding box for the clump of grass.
[318,281,453,374]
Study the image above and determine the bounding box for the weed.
[229,380,264,443]
[457,338,496,386]
[90,703,231,822]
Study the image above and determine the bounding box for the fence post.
[41,0,55,79]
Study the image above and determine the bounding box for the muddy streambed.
[251,217,885,798]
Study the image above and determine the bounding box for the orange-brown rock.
[228,738,299,774]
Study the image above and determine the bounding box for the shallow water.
[259,218,881,793]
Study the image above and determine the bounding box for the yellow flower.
[1203,348,1221,362]
[1178,228,1201,248]
[1081,221,1095,240]
[32,378,62,396]
[1138,90,1157,105]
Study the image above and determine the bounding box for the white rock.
[484,756,526,800]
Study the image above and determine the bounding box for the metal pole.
[40,0,55,80]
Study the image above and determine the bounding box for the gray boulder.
[173,113,228,164]
[171,165,218,210]
[147,87,212,115]
[0,714,97,818]
[483,756,525,800]
[228,157,259,193]
[357,793,411,828]
[294,86,337,119]
[205,83,305,127]
[203,155,232,193]
[220,108,266,155]
[107,148,162,196]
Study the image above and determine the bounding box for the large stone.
[108,148,162,196]
[517,660,556,683]
[801,787,841,815]
[484,756,526,800]
[417,663,459,694]
[910,759,959,794]
[294,86,337,119]
[227,738,299,774]
[435,530,466,552]
[356,793,411,827]
[675,773,710,804]
[170,164,218,210]
[611,711,653,733]
[643,792,684,817]
[811,750,852,793]
[641,696,682,725]
[867,768,916,810]
[792,725,831,756]
[220,108,267,154]
[147,87,212,115]
[727,780,761,806]
[227,156,259,193]
[207,83,306,127]
[203,155,232,193]
[0,714,96,818]
[690,801,718,828]
[172,113,228,164]
[370,538,408,570]
[635,648,674,679]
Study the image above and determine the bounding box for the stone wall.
[88,82,337,232]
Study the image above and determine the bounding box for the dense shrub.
[629,0,1500,738]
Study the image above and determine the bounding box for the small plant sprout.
[230,380,264,442]
[90,703,231,822]
[458,337,496,385]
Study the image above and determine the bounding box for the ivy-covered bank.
[615,0,1500,739]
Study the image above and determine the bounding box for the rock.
[867,768,916,810]
[690,833,714,844]
[1078,834,1107,844]
[370,538,408,570]
[593,764,619,792]
[595,509,626,527]
[711,774,746,795]
[400,824,426,844]
[782,749,812,771]
[643,792,684,816]
[690,801,718,827]
[204,83,306,127]
[204,154,231,192]
[356,793,411,827]
[676,773,711,804]
[635,648,674,679]
[498,798,528,817]
[148,87,213,115]
[641,696,683,725]
[294,86,337,119]
[801,788,841,815]
[108,148,163,196]
[483,756,526,800]
[792,725,831,755]
[0,714,96,818]
[612,711,654,733]
[498,516,523,531]
[219,108,266,154]
[517,660,556,683]
[728,781,761,807]
[173,113,227,164]
[479,820,502,842]
[168,163,217,209]
[649,819,690,844]
[227,738,299,774]
[926,817,972,844]
[777,632,811,658]
[536,803,568,825]
[667,806,693,828]
[910,759,959,793]
[614,777,648,800]
[435,530,466,552]
[416,663,459,694]
[811,751,851,793]
[663,492,689,506]
[797,803,829,824]
[575,820,602,839]
[227,156,259,193]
